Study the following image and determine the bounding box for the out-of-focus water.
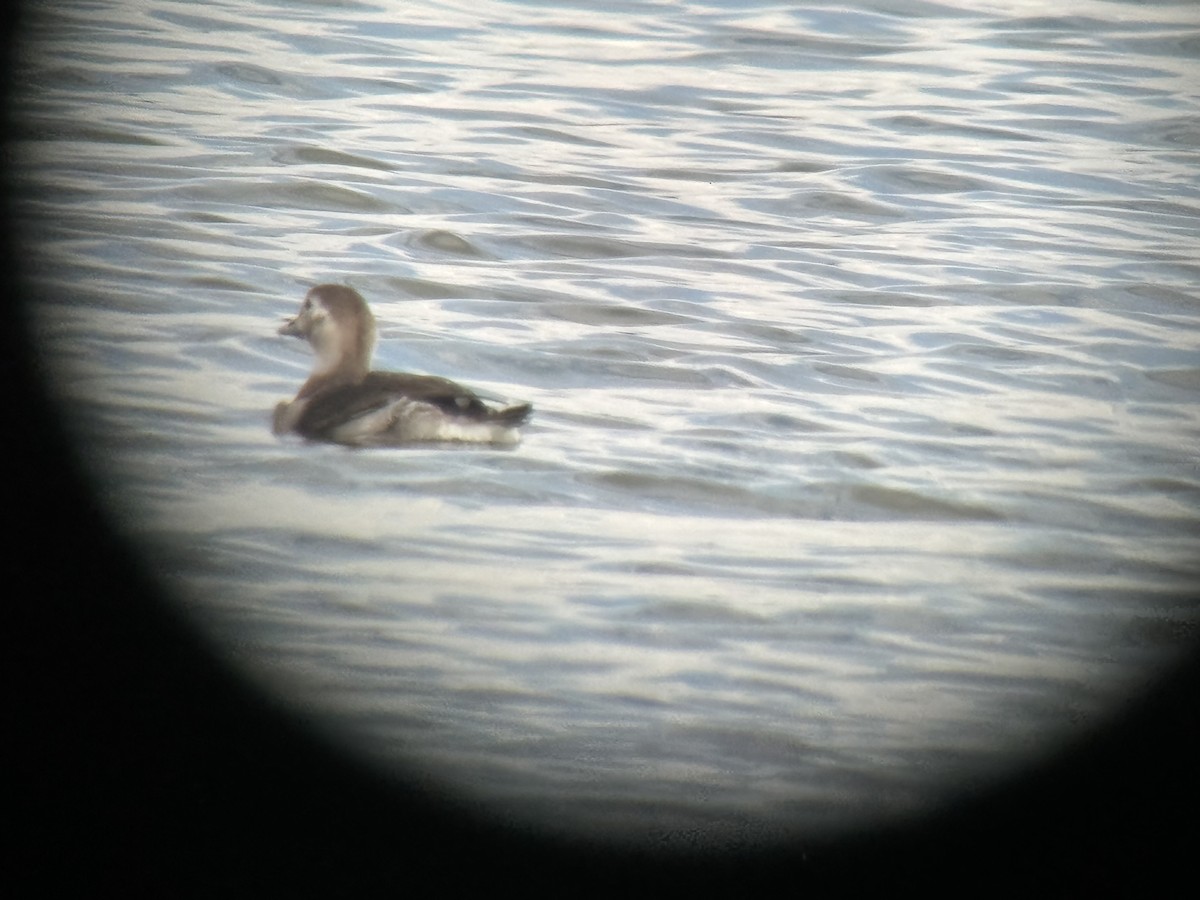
[11,0,1200,847]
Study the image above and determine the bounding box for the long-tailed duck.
[273,284,531,446]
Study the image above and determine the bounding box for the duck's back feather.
[291,371,530,445]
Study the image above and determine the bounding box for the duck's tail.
[494,402,533,426]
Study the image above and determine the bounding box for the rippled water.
[11,0,1200,847]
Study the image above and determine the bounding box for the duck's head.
[280,284,376,377]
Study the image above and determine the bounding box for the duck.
[273,284,532,446]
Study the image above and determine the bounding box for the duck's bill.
[278,317,304,337]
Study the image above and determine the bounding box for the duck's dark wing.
[364,372,494,417]
[294,371,530,439]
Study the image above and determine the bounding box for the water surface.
[12,0,1200,848]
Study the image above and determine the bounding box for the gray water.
[11,0,1200,848]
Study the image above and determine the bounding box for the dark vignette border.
[3,4,1196,893]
